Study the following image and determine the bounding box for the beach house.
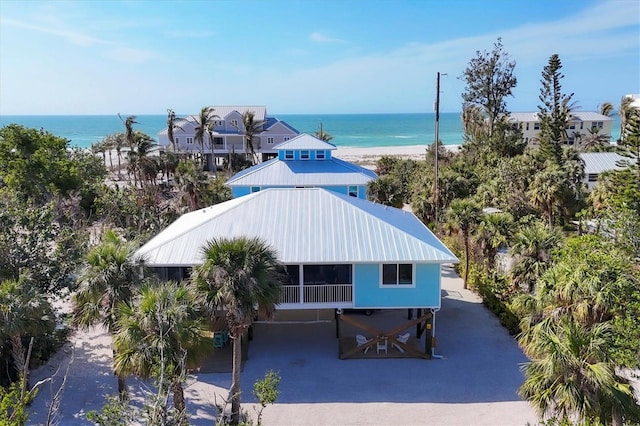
[156,106,299,167]
[135,187,458,358]
[225,134,377,199]
[508,111,613,146]
[580,152,628,190]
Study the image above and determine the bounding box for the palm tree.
[242,110,265,165]
[119,114,138,151]
[0,276,52,397]
[174,160,209,211]
[475,212,514,270]
[104,132,126,179]
[167,109,185,154]
[579,126,610,151]
[128,131,157,187]
[519,319,640,425]
[314,123,334,142]
[193,237,284,425]
[446,199,482,288]
[113,281,209,419]
[599,101,614,117]
[194,107,217,168]
[618,95,636,144]
[527,166,565,228]
[510,221,561,292]
[72,229,143,398]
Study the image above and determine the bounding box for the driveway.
[28,266,538,425]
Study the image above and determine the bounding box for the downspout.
[431,308,443,359]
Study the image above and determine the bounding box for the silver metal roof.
[508,111,613,122]
[580,152,628,174]
[226,156,377,187]
[135,188,458,266]
[272,134,337,151]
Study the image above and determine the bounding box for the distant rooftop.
[579,152,628,175]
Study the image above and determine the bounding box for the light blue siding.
[353,263,440,308]
[233,185,367,199]
[232,187,251,198]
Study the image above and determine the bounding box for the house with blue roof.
[157,106,299,167]
[226,134,377,199]
[136,187,458,358]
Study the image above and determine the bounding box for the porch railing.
[279,284,353,305]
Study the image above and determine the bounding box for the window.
[300,150,309,160]
[213,137,223,146]
[525,137,529,144]
[533,123,540,130]
[251,186,260,193]
[526,123,529,131]
[267,137,274,144]
[381,264,413,286]
[231,119,238,127]
[285,265,300,285]
[284,150,294,160]
[316,150,325,159]
[186,137,194,144]
[588,174,598,182]
[175,137,180,144]
[580,122,584,130]
[283,137,290,141]
[348,186,358,197]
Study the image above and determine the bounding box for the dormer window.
[284,150,294,160]
[301,150,310,160]
[348,186,358,197]
[316,150,325,159]
[231,119,239,127]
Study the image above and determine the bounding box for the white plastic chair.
[392,333,411,352]
[356,334,372,354]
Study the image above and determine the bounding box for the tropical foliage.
[193,236,284,425]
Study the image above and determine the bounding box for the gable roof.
[135,188,458,266]
[273,133,336,151]
[226,156,377,187]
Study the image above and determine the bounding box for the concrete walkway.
[28,266,538,425]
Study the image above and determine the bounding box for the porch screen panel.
[303,264,352,285]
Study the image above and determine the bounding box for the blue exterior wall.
[277,149,330,161]
[353,263,441,308]
[231,185,367,199]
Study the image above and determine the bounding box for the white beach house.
[226,134,377,199]
[508,111,613,146]
[157,106,299,167]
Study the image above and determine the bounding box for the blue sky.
[0,0,638,115]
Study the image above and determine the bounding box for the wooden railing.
[279,284,353,305]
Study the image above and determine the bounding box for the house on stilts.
[135,187,458,360]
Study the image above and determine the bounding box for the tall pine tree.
[537,54,574,164]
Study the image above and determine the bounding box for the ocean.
[0,113,466,150]
[0,112,622,150]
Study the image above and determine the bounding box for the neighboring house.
[157,106,299,167]
[579,152,628,190]
[508,111,613,147]
[225,134,377,199]
[136,187,458,312]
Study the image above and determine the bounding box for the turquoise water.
[0,113,465,149]
[0,112,621,149]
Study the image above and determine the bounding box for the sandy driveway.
[28,266,538,425]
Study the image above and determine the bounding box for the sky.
[0,0,638,115]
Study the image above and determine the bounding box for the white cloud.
[0,17,111,46]
[310,32,347,44]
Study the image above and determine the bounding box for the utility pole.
[433,72,446,226]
